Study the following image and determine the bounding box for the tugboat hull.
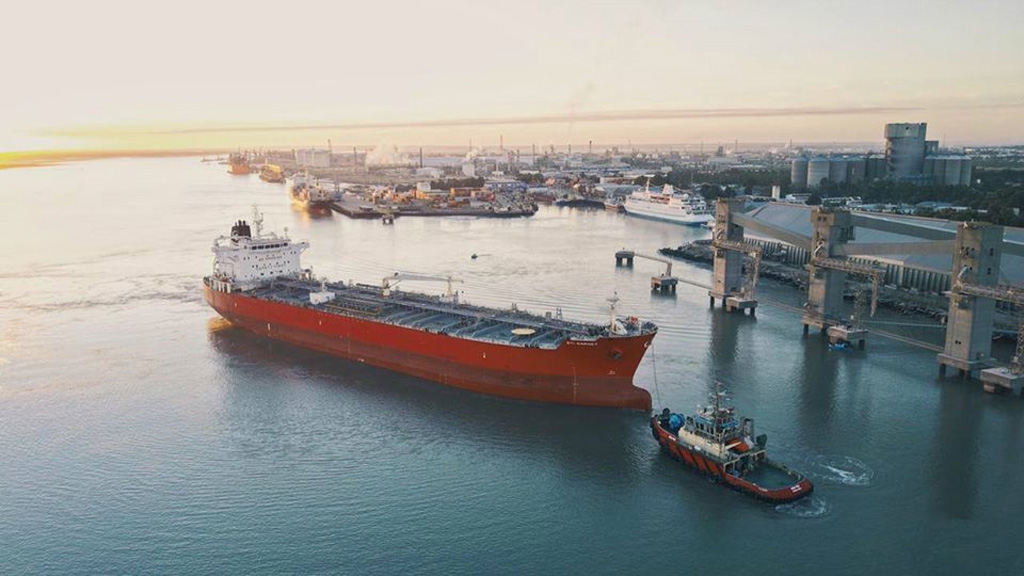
[651,418,813,503]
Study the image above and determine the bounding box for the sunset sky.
[3,0,1022,152]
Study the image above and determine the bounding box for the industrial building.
[295,148,332,168]
[790,122,972,189]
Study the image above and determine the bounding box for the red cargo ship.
[651,385,813,503]
[204,211,658,409]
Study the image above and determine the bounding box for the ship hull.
[623,202,713,226]
[228,164,250,175]
[650,419,812,503]
[205,285,654,410]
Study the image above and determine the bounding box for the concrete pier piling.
[937,222,1004,380]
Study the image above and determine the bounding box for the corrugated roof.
[742,203,1024,283]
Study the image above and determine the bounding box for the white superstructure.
[623,183,714,226]
[210,208,309,291]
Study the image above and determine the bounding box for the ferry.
[651,385,813,503]
[623,183,714,226]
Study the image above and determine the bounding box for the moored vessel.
[260,163,285,183]
[603,196,625,213]
[289,173,332,209]
[623,182,713,226]
[204,210,658,409]
[651,385,812,503]
[228,153,250,175]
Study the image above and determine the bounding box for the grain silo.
[807,157,831,189]
[885,123,927,179]
[944,157,962,186]
[846,158,866,183]
[930,157,947,185]
[790,157,809,189]
[829,159,848,184]
[959,157,973,185]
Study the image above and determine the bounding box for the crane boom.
[382,272,464,301]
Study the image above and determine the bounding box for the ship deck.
[227,277,656,349]
[741,462,800,490]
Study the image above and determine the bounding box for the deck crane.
[382,272,464,304]
[614,249,678,293]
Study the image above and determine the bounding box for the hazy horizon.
[3,0,1022,153]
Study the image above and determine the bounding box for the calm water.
[1,158,1022,574]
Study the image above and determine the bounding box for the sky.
[2,0,1022,153]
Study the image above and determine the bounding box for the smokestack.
[353,146,358,167]
[589,140,592,155]
[500,135,504,152]
[419,147,423,168]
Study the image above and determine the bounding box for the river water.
[1,157,1022,574]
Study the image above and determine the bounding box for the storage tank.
[846,158,866,183]
[944,157,962,186]
[885,123,927,179]
[865,155,887,180]
[790,157,809,189]
[807,157,831,189]
[828,159,848,184]
[924,157,935,179]
[959,157,973,186]
[930,157,946,185]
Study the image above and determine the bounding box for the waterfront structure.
[295,148,331,168]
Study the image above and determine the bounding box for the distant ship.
[603,196,625,213]
[651,384,813,503]
[289,173,332,209]
[623,183,714,226]
[228,153,250,175]
[204,211,658,409]
[259,163,285,183]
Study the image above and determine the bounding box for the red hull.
[650,419,813,503]
[205,285,654,409]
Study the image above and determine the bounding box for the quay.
[329,195,536,220]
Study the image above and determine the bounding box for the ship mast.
[252,205,264,238]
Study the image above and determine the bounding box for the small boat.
[829,342,851,352]
[604,197,625,213]
[651,384,813,503]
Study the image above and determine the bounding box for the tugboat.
[651,384,812,503]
